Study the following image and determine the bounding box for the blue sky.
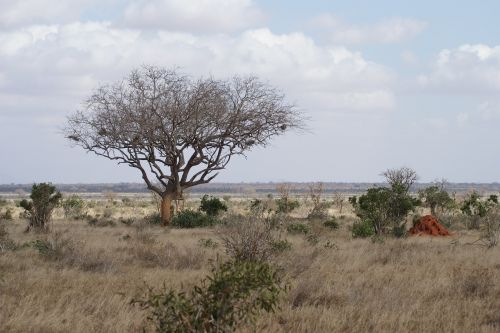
[0,0,499,183]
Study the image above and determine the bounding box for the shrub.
[0,222,17,252]
[307,183,329,220]
[198,238,218,249]
[271,239,292,253]
[199,195,227,217]
[85,215,116,227]
[391,223,407,238]
[1,208,13,221]
[305,233,319,245]
[352,219,375,238]
[323,218,339,229]
[460,191,497,229]
[20,183,62,232]
[133,259,286,333]
[144,212,162,225]
[172,210,217,228]
[218,216,277,262]
[287,223,310,235]
[62,195,86,219]
[120,217,135,226]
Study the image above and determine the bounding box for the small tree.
[65,66,302,225]
[332,192,344,214]
[353,167,419,235]
[307,182,329,219]
[418,182,454,216]
[20,183,62,232]
[275,184,299,215]
[461,191,497,229]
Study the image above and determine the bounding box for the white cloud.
[310,14,427,44]
[419,44,500,94]
[0,0,103,28]
[121,0,265,33]
[0,23,395,116]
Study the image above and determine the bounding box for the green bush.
[144,212,162,225]
[172,210,217,228]
[62,195,86,219]
[271,239,292,253]
[323,218,339,229]
[198,238,218,249]
[286,223,310,235]
[133,259,286,333]
[352,219,375,238]
[275,197,300,214]
[391,224,407,238]
[20,183,62,232]
[199,195,227,217]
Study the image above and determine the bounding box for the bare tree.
[65,66,302,225]
[382,167,418,193]
[332,192,344,214]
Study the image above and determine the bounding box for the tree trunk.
[161,194,173,226]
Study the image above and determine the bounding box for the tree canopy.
[65,66,303,224]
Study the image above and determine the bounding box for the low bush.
[0,208,13,221]
[352,219,375,238]
[0,222,17,252]
[199,195,227,217]
[271,239,293,253]
[198,238,218,249]
[62,195,87,219]
[392,223,407,238]
[323,218,339,230]
[144,212,162,225]
[287,223,310,235]
[218,216,277,262]
[172,210,217,228]
[133,259,286,333]
[120,217,135,226]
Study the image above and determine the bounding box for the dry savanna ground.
[1,195,500,333]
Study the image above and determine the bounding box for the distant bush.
[323,218,339,230]
[352,219,375,238]
[199,195,227,217]
[133,259,286,333]
[172,210,217,228]
[20,183,62,232]
[62,195,86,219]
[85,215,116,227]
[287,223,310,235]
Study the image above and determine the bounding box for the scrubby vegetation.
[1,183,500,332]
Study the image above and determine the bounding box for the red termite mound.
[409,215,450,236]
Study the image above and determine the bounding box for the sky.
[1,0,500,184]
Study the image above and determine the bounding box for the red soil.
[409,215,450,236]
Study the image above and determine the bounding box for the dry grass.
[1,197,500,332]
